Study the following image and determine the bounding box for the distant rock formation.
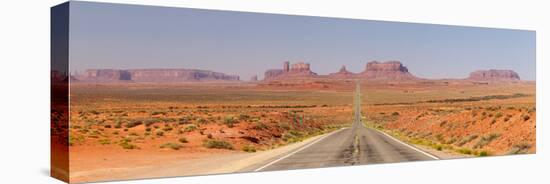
[468,69,520,81]
[359,61,417,80]
[329,65,355,78]
[74,69,240,82]
[250,75,258,81]
[264,61,317,80]
[264,69,285,80]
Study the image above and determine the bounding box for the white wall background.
[0,0,547,183]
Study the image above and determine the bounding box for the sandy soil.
[69,132,329,183]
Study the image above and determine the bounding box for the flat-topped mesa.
[360,61,417,80]
[75,69,240,82]
[263,61,317,80]
[468,69,520,81]
[329,65,355,78]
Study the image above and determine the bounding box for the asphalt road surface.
[253,82,438,172]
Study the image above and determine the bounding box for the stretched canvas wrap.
[51,1,536,183]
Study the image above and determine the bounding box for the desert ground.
[66,80,535,182]
[67,82,352,182]
[362,80,536,156]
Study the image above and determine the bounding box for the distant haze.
[69,1,536,81]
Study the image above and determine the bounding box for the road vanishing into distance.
[250,82,438,172]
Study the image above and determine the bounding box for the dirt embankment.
[366,96,536,156]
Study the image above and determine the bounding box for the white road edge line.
[254,127,348,172]
[374,129,440,160]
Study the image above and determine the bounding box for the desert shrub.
[114,120,122,129]
[203,140,234,150]
[68,134,85,146]
[143,119,157,127]
[98,139,111,145]
[495,112,503,118]
[523,115,530,121]
[238,114,251,121]
[112,131,119,135]
[90,110,100,115]
[129,132,139,136]
[479,150,489,157]
[435,134,444,142]
[278,122,291,130]
[193,117,206,124]
[507,143,531,154]
[392,112,400,116]
[446,137,457,144]
[528,107,536,113]
[160,142,183,150]
[178,117,191,125]
[123,128,128,132]
[207,133,213,139]
[162,126,173,132]
[253,122,268,130]
[151,111,166,116]
[242,145,256,152]
[178,137,188,143]
[104,124,112,128]
[474,133,501,149]
[282,130,303,142]
[458,148,472,155]
[119,139,138,149]
[145,127,152,132]
[456,134,478,146]
[224,116,237,128]
[125,120,143,128]
[156,129,164,136]
[184,124,198,132]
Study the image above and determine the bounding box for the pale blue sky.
[69,1,536,80]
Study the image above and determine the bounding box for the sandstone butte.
[73,69,240,82]
[467,69,521,81]
[265,60,417,80]
[69,61,523,83]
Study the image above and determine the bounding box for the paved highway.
[252,82,438,171]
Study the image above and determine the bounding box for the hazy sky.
[69,1,536,80]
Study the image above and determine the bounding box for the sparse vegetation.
[203,140,234,150]
[474,133,501,149]
[119,139,138,149]
[224,116,237,128]
[156,129,164,136]
[98,139,111,145]
[160,142,183,150]
[242,145,256,152]
[178,137,188,143]
[507,143,531,154]
[183,124,198,132]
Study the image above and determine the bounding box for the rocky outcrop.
[359,61,417,80]
[75,69,239,82]
[264,69,285,80]
[468,69,520,81]
[264,61,317,80]
[329,65,355,78]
